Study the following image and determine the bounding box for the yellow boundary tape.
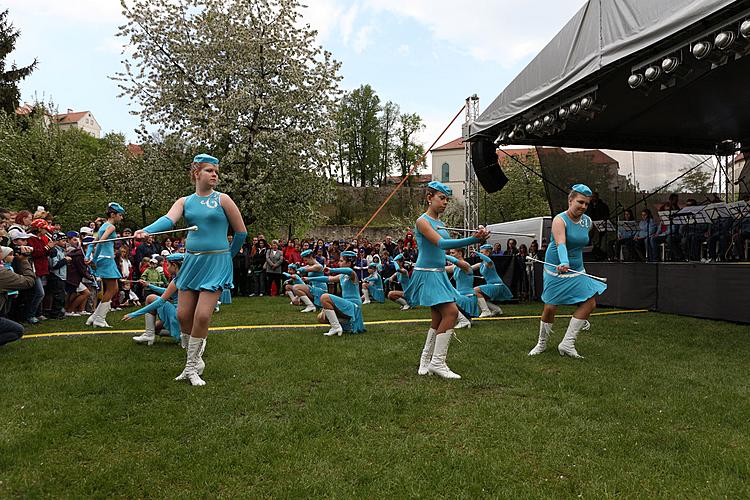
[23,309,649,340]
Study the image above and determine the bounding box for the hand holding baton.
[526,255,608,283]
[439,226,536,238]
[83,226,198,245]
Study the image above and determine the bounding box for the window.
[441,162,450,182]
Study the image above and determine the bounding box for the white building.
[52,109,102,138]
[429,138,468,202]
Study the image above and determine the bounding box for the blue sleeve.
[328,267,355,276]
[85,244,94,260]
[127,297,164,318]
[437,236,481,250]
[557,243,570,266]
[231,232,247,258]
[148,284,167,295]
[475,252,493,264]
[393,261,401,272]
[142,216,174,234]
[445,255,459,265]
[306,275,329,283]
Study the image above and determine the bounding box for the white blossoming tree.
[113,0,342,233]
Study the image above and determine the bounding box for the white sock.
[144,314,156,335]
[286,291,295,300]
[395,298,407,306]
[487,302,502,314]
[323,309,341,328]
[300,295,313,307]
[476,296,490,314]
[362,287,370,301]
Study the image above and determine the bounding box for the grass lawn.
[1,298,749,498]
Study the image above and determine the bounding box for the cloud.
[397,44,409,56]
[5,0,123,23]
[352,25,374,53]
[364,0,587,66]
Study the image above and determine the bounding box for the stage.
[533,262,750,324]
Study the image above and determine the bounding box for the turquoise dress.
[175,191,233,292]
[365,272,385,303]
[324,271,365,334]
[477,260,513,302]
[301,265,326,307]
[542,212,608,304]
[403,213,475,315]
[147,283,180,340]
[452,265,480,318]
[92,222,121,279]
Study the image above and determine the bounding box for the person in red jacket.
[25,219,53,323]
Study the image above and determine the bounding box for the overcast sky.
[7,0,587,145]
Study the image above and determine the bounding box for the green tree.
[0,111,113,227]
[379,101,399,183]
[114,0,341,233]
[0,10,37,115]
[395,112,425,181]
[676,164,713,194]
[337,85,382,186]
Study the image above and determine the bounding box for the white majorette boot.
[455,312,471,329]
[361,287,371,305]
[86,301,104,325]
[92,301,112,328]
[477,296,494,318]
[286,290,296,305]
[528,321,553,356]
[196,337,206,375]
[323,309,343,336]
[558,317,590,359]
[180,332,190,349]
[175,336,206,386]
[395,297,409,310]
[428,330,461,379]
[417,328,436,375]
[133,313,156,345]
[487,302,503,316]
[300,295,316,313]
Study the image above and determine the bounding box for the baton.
[438,226,536,238]
[526,256,607,283]
[83,226,198,245]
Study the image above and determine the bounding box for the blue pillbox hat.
[571,183,593,197]
[480,244,493,250]
[300,249,313,258]
[108,202,125,214]
[166,253,185,262]
[341,250,357,258]
[427,180,452,196]
[193,153,219,165]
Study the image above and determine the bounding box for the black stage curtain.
[534,262,749,324]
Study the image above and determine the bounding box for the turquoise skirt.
[404,270,457,307]
[368,284,385,303]
[329,295,365,334]
[541,268,607,305]
[457,292,480,318]
[220,288,232,304]
[157,301,181,341]
[94,257,121,279]
[176,252,233,292]
[478,282,513,302]
[311,286,325,308]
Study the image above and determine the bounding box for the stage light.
[692,41,712,59]
[579,96,594,110]
[542,114,555,127]
[494,130,508,145]
[628,73,645,89]
[508,126,525,141]
[741,20,750,39]
[715,31,736,50]
[558,106,570,119]
[644,65,662,81]
[662,56,680,73]
[568,101,581,115]
[532,119,542,131]
[525,123,534,134]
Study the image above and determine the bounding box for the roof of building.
[52,111,91,125]
[127,144,144,157]
[431,138,465,151]
[15,103,34,116]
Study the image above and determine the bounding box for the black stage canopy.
[466,0,750,154]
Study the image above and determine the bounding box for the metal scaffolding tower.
[464,95,480,231]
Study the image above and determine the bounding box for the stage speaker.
[471,139,509,193]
